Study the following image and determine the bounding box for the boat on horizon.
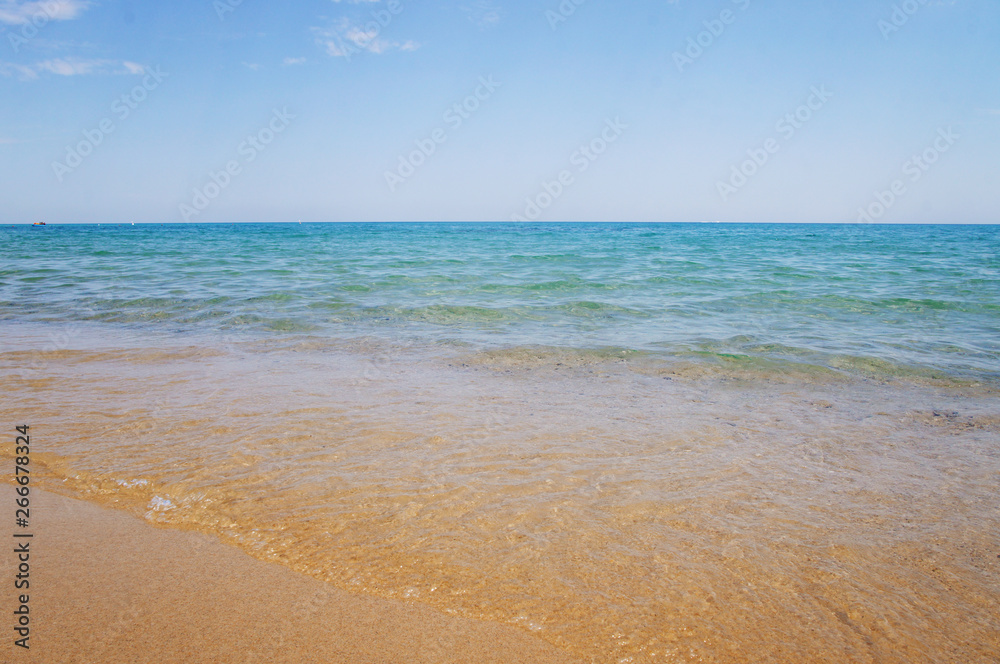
[32,222,46,226]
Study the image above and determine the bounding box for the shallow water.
[2,223,999,662]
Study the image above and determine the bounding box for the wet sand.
[1,486,580,664]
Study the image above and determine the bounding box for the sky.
[0,0,997,223]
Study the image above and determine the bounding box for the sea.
[2,222,999,662]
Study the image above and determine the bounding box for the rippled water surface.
[3,222,999,378]
[2,223,999,662]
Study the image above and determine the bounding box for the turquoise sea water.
[3,222,999,382]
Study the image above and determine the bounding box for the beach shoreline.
[1,222,998,662]
[2,325,999,662]
[1,485,581,664]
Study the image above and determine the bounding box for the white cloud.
[283,57,306,65]
[461,1,501,28]
[0,0,91,25]
[36,56,101,75]
[0,61,37,79]
[313,17,419,58]
[0,58,147,79]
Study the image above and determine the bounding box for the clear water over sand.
[2,223,999,662]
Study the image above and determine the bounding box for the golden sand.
[1,486,581,664]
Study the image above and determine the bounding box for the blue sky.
[0,0,997,223]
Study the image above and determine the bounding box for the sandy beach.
[2,222,998,662]
[2,485,581,664]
